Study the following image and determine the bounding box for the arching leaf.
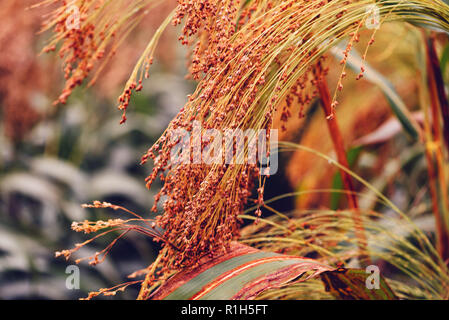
[151,243,397,300]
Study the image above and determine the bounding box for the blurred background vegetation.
[0,0,195,299]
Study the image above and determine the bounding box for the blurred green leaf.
[440,43,449,77]
[330,146,362,210]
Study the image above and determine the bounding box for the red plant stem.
[315,65,369,264]
[426,34,449,152]
[316,75,359,209]
[424,148,449,261]
[425,34,449,262]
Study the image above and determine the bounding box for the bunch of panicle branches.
[37,0,449,299]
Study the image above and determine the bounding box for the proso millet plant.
[35,0,449,299]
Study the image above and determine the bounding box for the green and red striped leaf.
[151,242,333,300]
[150,243,397,300]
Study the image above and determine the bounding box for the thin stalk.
[424,32,449,262]
[424,146,446,258]
[426,33,449,151]
[315,63,370,265]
